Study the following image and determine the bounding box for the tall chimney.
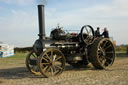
[38,5,45,40]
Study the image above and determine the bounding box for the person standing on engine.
[101,28,109,38]
[95,27,101,37]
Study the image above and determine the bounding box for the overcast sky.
[0,0,128,47]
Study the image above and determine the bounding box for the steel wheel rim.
[26,51,40,75]
[97,39,115,67]
[39,49,65,77]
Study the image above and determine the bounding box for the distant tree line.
[116,45,128,52]
[14,47,33,53]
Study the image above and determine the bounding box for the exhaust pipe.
[38,5,45,40]
[33,2,47,55]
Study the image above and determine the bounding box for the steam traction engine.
[26,5,115,78]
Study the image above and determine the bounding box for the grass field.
[0,51,127,67]
[116,51,127,57]
[0,50,127,60]
[0,50,127,68]
[0,52,28,67]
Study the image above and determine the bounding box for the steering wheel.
[80,25,95,45]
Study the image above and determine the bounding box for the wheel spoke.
[42,63,50,65]
[99,58,104,63]
[45,53,49,57]
[88,36,93,43]
[45,66,51,72]
[99,45,103,51]
[51,50,53,60]
[28,60,30,64]
[98,53,101,56]
[99,56,105,62]
[87,37,90,42]
[101,59,106,65]
[87,36,90,39]
[104,44,112,50]
[45,53,51,62]
[103,41,108,48]
[31,66,35,70]
[32,66,37,71]
[89,35,93,39]
[106,51,114,54]
[55,56,62,61]
[85,28,89,35]
[35,67,39,72]
[53,66,57,73]
[51,67,54,76]
[88,39,91,43]
[43,66,49,72]
[55,65,63,70]
[32,53,37,59]
[106,57,113,61]
[88,29,92,34]
[105,61,110,66]
[42,57,49,62]
[53,55,57,61]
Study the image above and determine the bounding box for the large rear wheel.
[88,38,115,69]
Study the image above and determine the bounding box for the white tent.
[0,44,14,58]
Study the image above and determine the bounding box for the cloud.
[47,0,128,23]
[0,10,37,31]
[114,0,128,8]
[0,10,38,47]
[0,0,34,5]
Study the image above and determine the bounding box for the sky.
[0,0,128,47]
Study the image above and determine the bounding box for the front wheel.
[88,38,115,69]
[38,49,66,78]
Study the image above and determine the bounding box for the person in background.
[101,28,109,38]
[95,27,100,37]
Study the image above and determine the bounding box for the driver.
[95,27,101,37]
[101,28,109,38]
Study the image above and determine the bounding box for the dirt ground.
[0,57,128,85]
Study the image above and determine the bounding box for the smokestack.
[38,5,45,40]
